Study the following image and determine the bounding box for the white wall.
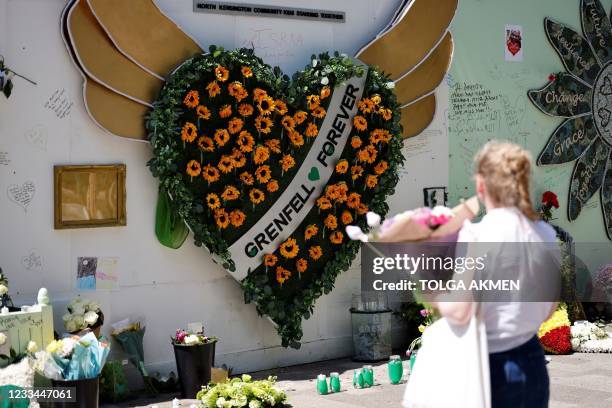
[0,0,448,375]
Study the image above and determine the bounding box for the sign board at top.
[193,1,346,23]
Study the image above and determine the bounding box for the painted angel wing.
[355,0,457,138]
[61,0,202,140]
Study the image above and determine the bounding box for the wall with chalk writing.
[0,0,450,376]
[448,0,612,275]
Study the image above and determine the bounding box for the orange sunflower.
[257,95,275,116]
[296,258,308,273]
[202,165,220,183]
[241,66,253,78]
[371,94,381,105]
[214,65,229,82]
[266,179,279,193]
[280,238,299,259]
[265,139,281,154]
[311,106,326,119]
[330,231,344,244]
[196,105,211,120]
[221,185,240,201]
[281,115,295,131]
[231,149,246,168]
[249,188,265,204]
[294,110,307,124]
[206,81,221,98]
[214,128,230,147]
[351,136,362,149]
[197,136,214,152]
[181,122,197,143]
[253,145,270,164]
[275,99,288,115]
[237,130,255,153]
[288,131,304,147]
[219,104,232,119]
[230,209,246,227]
[239,171,254,186]
[335,159,349,174]
[305,122,318,138]
[309,246,323,261]
[255,165,271,184]
[366,174,378,189]
[304,224,318,240]
[183,90,199,108]
[353,115,367,131]
[357,98,375,114]
[206,193,220,210]
[335,183,348,203]
[186,160,201,177]
[214,208,230,229]
[341,210,353,225]
[357,144,377,164]
[255,115,273,134]
[264,253,277,267]
[306,94,320,110]
[227,117,244,134]
[316,196,332,210]
[347,192,361,209]
[228,81,243,97]
[370,129,392,144]
[217,155,234,174]
[351,165,364,180]
[276,266,291,284]
[379,107,393,121]
[280,154,295,172]
[253,88,267,102]
[374,161,389,175]
[324,214,338,230]
[356,203,369,215]
[238,103,254,117]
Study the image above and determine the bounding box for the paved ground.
[104,352,612,407]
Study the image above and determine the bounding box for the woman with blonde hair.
[434,141,559,408]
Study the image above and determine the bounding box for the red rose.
[542,191,559,208]
[539,326,571,354]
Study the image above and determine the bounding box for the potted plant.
[406,308,433,373]
[63,298,104,338]
[172,328,216,398]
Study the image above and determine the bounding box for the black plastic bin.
[50,376,99,408]
[173,341,215,398]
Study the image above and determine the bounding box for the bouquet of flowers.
[346,196,479,243]
[570,321,612,353]
[63,297,103,334]
[172,329,216,346]
[406,308,434,358]
[34,332,110,380]
[197,374,287,408]
[0,267,15,310]
[538,307,572,355]
[539,191,559,222]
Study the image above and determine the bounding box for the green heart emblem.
[148,47,403,347]
[308,167,320,181]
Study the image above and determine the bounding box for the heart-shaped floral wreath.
[147,47,403,347]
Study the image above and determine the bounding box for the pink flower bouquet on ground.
[346,196,480,243]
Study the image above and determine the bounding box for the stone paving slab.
[103,352,611,407]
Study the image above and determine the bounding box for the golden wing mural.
[61,0,456,141]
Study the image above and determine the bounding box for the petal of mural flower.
[545,17,601,85]
[537,115,597,165]
[581,0,612,65]
[399,94,436,139]
[394,32,453,106]
[568,138,610,221]
[600,153,612,239]
[528,73,592,118]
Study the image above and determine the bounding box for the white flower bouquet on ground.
[63,297,103,335]
[570,321,612,353]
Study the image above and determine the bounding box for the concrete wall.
[0,0,448,374]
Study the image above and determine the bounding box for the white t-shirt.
[458,207,559,353]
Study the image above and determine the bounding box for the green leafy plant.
[147,47,403,347]
[196,374,287,408]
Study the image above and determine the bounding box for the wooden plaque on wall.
[54,164,126,229]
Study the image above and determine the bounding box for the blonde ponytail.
[474,141,540,221]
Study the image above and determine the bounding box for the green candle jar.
[409,351,418,373]
[353,369,364,388]
[362,365,374,387]
[316,374,328,395]
[329,372,341,393]
[387,355,403,384]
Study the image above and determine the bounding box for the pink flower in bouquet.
[429,206,454,227]
[419,309,430,317]
[411,207,432,226]
[175,329,187,343]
